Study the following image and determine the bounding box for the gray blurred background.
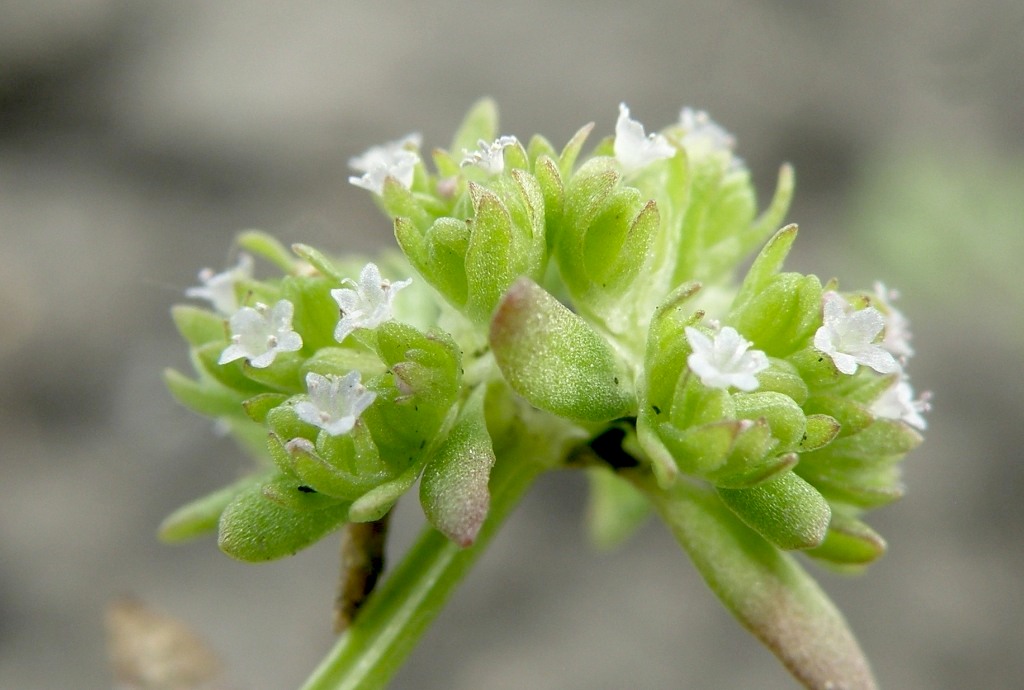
[1,1,1022,688]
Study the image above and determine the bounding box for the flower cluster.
[167,100,928,566]
[159,99,929,683]
[163,100,928,687]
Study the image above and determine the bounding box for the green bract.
[165,100,929,689]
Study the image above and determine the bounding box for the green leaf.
[171,305,226,347]
[534,155,564,238]
[242,393,289,424]
[238,351,306,394]
[424,217,471,307]
[464,185,516,322]
[714,451,799,490]
[799,414,842,452]
[261,472,347,511]
[281,274,342,352]
[733,224,799,315]
[348,459,426,523]
[657,419,745,478]
[218,481,350,562]
[266,405,319,444]
[803,394,873,438]
[420,388,496,547]
[585,466,651,550]
[645,480,878,689]
[641,282,704,413]
[755,358,810,406]
[302,347,385,380]
[717,471,831,550]
[740,164,795,258]
[814,418,923,461]
[291,243,346,282]
[526,134,557,165]
[163,368,245,418]
[806,512,887,569]
[193,342,266,394]
[558,158,621,296]
[558,122,595,177]
[450,98,498,157]
[732,391,808,451]
[380,178,432,230]
[490,277,635,422]
[237,229,297,273]
[730,272,823,357]
[159,474,266,542]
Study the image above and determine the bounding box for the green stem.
[299,449,544,690]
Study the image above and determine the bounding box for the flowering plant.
[163,100,928,689]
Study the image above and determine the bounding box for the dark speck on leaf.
[652,405,661,415]
[297,485,316,493]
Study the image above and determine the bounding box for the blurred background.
[1,1,1022,688]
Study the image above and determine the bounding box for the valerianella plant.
[162,100,929,689]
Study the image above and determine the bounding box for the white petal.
[614,103,675,174]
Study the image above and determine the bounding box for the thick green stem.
[299,450,544,690]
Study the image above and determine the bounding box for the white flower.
[332,263,413,342]
[678,107,736,153]
[873,282,914,360]
[185,254,254,315]
[461,135,518,174]
[678,107,745,172]
[348,133,421,195]
[871,379,931,430]
[685,325,768,391]
[294,371,377,436]
[218,300,303,368]
[814,291,899,375]
[613,103,676,174]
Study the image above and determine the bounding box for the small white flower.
[679,107,745,172]
[814,291,899,375]
[461,135,518,174]
[613,103,676,174]
[348,133,422,195]
[872,282,914,360]
[185,254,254,315]
[332,263,413,342]
[685,325,768,391]
[218,300,303,368]
[679,107,736,153]
[294,371,377,436]
[871,378,931,430]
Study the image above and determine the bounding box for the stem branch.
[300,449,544,690]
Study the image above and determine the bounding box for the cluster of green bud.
[163,99,928,574]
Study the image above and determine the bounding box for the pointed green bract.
[218,481,350,562]
[450,98,498,157]
[159,475,265,542]
[163,367,245,418]
[171,304,226,347]
[718,471,832,550]
[420,387,496,547]
[490,277,635,422]
[237,229,297,273]
[647,480,878,690]
[807,511,887,569]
